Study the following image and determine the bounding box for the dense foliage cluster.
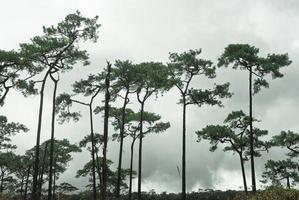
[0,10,297,200]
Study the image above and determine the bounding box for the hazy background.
[1,0,299,193]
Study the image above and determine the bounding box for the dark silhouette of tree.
[218,44,291,192]
[18,11,100,200]
[271,131,299,158]
[0,115,28,150]
[110,60,138,198]
[56,66,110,200]
[196,110,269,195]
[0,49,39,106]
[261,159,299,189]
[108,107,170,200]
[102,62,112,200]
[168,49,232,200]
[133,62,171,200]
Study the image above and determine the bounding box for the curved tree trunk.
[137,102,144,200]
[239,153,248,195]
[249,67,256,192]
[116,90,129,198]
[32,70,50,200]
[48,74,58,200]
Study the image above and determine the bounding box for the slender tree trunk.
[20,175,25,198]
[53,158,57,200]
[0,171,4,193]
[239,153,248,195]
[89,104,97,200]
[249,67,256,192]
[287,176,290,189]
[102,62,111,200]
[116,90,129,198]
[39,142,49,195]
[137,102,145,200]
[129,137,136,200]
[48,74,58,200]
[182,97,186,200]
[95,150,103,194]
[32,71,50,200]
[24,165,31,200]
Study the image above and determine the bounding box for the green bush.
[233,187,299,200]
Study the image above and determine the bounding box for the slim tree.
[102,62,111,200]
[19,11,100,200]
[110,60,137,198]
[56,68,109,199]
[196,110,269,195]
[261,159,299,189]
[133,62,170,200]
[168,49,232,200]
[108,108,170,200]
[48,71,59,200]
[218,44,291,191]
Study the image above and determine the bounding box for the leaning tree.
[56,66,111,200]
[218,44,291,191]
[168,49,232,200]
[110,60,138,198]
[19,11,100,200]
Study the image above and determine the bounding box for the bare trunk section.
[249,67,256,192]
[39,141,49,195]
[239,153,248,195]
[182,97,186,200]
[129,137,137,200]
[116,90,129,198]
[32,70,50,200]
[89,103,97,200]
[48,73,58,200]
[137,102,145,200]
[102,62,111,200]
[24,165,31,200]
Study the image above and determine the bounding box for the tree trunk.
[287,176,290,189]
[53,158,57,200]
[20,175,25,198]
[239,153,248,195]
[249,67,256,192]
[95,150,103,194]
[48,74,58,200]
[129,137,136,200]
[116,90,129,198]
[89,104,97,200]
[32,71,50,200]
[24,165,31,200]
[0,171,4,193]
[137,102,145,200]
[102,62,111,200]
[182,97,186,200]
[39,141,49,195]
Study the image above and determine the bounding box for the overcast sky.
[1,0,299,193]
